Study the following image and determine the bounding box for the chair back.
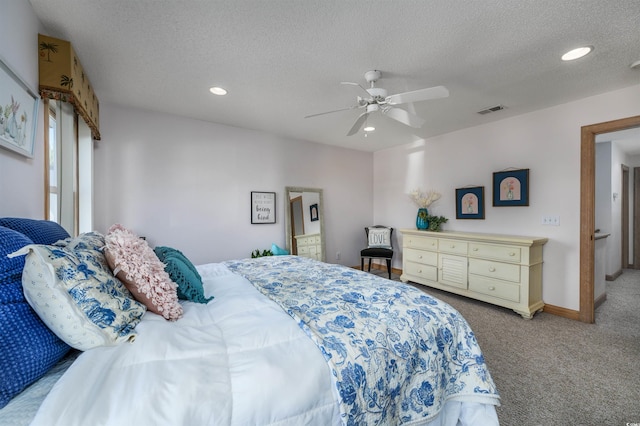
[365,226,393,249]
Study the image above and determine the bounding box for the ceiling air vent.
[477,105,505,115]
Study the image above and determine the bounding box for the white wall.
[93,104,373,266]
[373,84,640,311]
[0,0,45,218]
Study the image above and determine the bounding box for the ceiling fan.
[305,70,449,136]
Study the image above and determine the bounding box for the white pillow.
[368,228,392,249]
[9,232,146,351]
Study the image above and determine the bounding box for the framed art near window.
[493,169,529,206]
[0,56,39,158]
[456,186,485,219]
[251,191,276,224]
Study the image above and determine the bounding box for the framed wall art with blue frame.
[456,186,485,219]
[493,168,529,206]
[309,203,319,221]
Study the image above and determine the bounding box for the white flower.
[409,189,441,208]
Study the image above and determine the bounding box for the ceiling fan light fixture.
[561,46,593,61]
[209,86,228,96]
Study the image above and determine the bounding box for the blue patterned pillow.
[0,218,70,245]
[154,246,213,304]
[0,226,70,409]
[10,232,146,351]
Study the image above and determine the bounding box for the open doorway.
[580,114,640,323]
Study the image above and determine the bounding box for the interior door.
[289,196,304,255]
[622,165,630,269]
[634,167,640,269]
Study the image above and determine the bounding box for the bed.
[0,218,500,425]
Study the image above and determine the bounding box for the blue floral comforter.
[224,256,499,425]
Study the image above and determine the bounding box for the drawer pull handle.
[418,269,422,273]
[450,244,455,248]
[509,252,515,256]
[418,255,423,259]
[488,286,495,291]
[489,267,496,272]
[473,247,478,251]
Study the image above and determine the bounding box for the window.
[44,99,93,235]
[47,103,59,222]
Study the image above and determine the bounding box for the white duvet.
[30,263,498,426]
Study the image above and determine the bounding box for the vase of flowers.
[409,189,442,230]
[416,208,429,230]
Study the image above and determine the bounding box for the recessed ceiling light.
[364,126,375,132]
[561,46,593,61]
[209,86,227,96]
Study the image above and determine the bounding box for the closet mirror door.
[285,187,325,262]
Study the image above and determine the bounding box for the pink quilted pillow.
[104,224,183,321]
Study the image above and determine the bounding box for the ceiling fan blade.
[385,85,449,105]
[304,105,359,119]
[384,107,426,128]
[347,112,369,136]
[341,81,371,99]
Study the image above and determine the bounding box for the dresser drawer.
[298,246,309,255]
[438,239,468,255]
[404,235,438,251]
[469,258,520,283]
[469,274,520,303]
[404,261,438,282]
[469,242,521,263]
[314,235,322,244]
[404,248,438,266]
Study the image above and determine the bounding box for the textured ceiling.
[29,0,640,152]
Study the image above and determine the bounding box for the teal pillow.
[271,243,289,256]
[154,246,213,304]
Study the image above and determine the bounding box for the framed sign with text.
[251,191,276,224]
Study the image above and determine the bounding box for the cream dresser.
[400,229,547,319]
[295,233,322,261]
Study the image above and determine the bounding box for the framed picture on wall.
[0,56,39,158]
[309,203,319,221]
[251,191,276,224]
[456,186,485,219]
[493,168,529,206]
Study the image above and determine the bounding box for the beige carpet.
[368,267,640,425]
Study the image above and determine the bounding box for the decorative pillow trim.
[154,246,212,304]
[9,232,145,351]
[104,224,183,321]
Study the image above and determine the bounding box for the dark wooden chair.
[360,226,393,279]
